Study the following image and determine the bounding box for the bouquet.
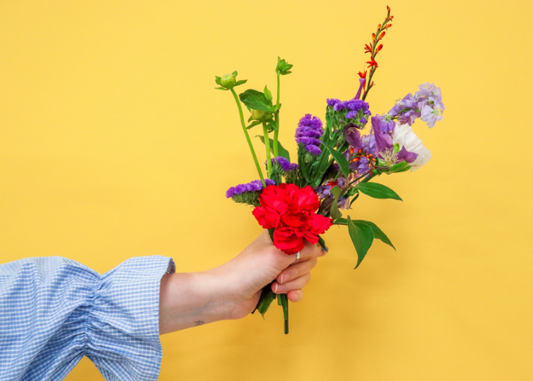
[216,6,444,333]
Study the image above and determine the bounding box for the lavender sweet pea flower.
[362,134,377,156]
[315,184,332,198]
[415,83,444,128]
[420,104,444,128]
[371,115,394,152]
[354,77,366,100]
[345,126,362,151]
[415,83,444,110]
[388,93,420,126]
[349,155,369,173]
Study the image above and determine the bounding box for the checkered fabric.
[0,256,175,381]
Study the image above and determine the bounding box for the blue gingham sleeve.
[0,256,175,381]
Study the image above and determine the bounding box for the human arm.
[158,230,325,334]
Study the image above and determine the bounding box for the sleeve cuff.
[87,256,175,381]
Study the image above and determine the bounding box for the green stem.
[273,72,281,157]
[230,88,265,185]
[263,122,272,178]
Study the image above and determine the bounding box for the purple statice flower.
[271,156,299,172]
[345,111,357,119]
[331,97,371,127]
[327,98,341,108]
[226,179,275,198]
[296,114,324,156]
[305,145,322,155]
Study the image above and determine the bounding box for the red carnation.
[252,184,333,254]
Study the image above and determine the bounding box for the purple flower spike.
[306,145,322,156]
[296,114,324,156]
[271,157,298,172]
[226,179,275,198]
[327,98,341,107]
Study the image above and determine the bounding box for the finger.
[277,257,317,284]
[287,290,303,303]
[272,273,311,294]
[292,241,323,265]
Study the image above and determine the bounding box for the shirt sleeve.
[0,256,175,381]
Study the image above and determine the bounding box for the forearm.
[158,271,234,334]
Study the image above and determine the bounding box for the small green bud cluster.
[276,57,293,75]
[215,71,248,91]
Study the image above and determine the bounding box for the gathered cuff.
[86,256,175,381]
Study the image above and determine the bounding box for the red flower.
[252,184,332,254]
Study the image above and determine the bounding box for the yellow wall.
[1,0,532,380]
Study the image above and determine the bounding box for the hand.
[159,231,326,334]
[211,230,326,320]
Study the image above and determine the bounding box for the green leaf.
[215,87,228,91]
[258,136,290,161]
[268,119,279,131]
[239,89,274,112]
[234,79,248,86]
[347,216,374,269]
[329,185,343,220]
[388,161,411,173]
[246,120,262,129]
[334,218,394,250]
[264,85,273,101]
[356,182,402,200]
[353,220,395,250]
[322,143,350,177]
[215,76,222,85]
[318,236,327,252]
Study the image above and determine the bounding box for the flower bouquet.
[216,6,444,334]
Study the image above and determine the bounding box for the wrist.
[159,270,236,334]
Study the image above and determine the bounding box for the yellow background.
[1,0,532,380]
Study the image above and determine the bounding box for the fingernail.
[273,283,278,292]
[279,275,285,284]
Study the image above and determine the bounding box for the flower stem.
[230,88,265,185]
[263,122,272,178]
[273,72,281,157]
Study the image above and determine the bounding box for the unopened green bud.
[220,73,236,88]
[276,57,293,75]
[251,109,267,120]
